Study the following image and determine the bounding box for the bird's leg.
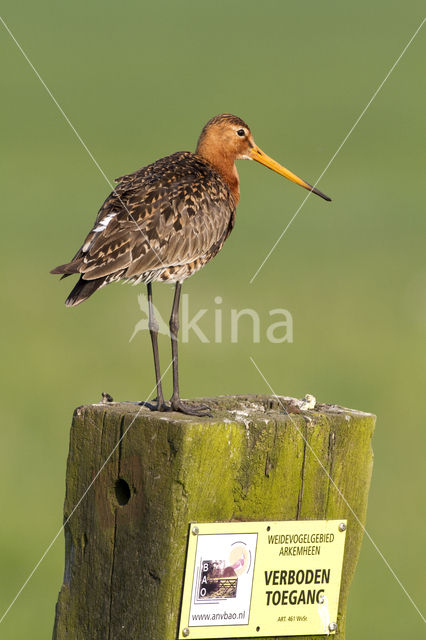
[169,283,211,417]
[141,283,169,411]
[169,282,182,405]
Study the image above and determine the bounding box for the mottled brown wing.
[73,152,235,281]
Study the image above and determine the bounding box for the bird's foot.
[140,397,171,412]
[170,398,212,418]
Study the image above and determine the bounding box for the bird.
[51,114,331,417]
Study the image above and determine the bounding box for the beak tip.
[311,186,331,202]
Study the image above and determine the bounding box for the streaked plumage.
[51,114,330,415]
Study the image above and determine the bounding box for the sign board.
[178,520,346,638]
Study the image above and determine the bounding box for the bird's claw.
[140,398,212,417]
[140,399,171,412]
[170,399,212,418]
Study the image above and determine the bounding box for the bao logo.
[197,543,251,601]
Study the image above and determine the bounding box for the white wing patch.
[82,212,117,252]
[93,212,116,233]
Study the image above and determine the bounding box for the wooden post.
[52,395,375,640]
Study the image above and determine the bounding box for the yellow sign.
[178,520,346,638]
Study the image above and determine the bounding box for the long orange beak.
[249,144,331,201]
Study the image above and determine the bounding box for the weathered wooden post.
[52,394,375,640]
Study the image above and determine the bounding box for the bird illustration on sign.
[197,543,251,600]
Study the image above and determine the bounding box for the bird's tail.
[64,275,106,307]
[50,259,81,277]
[51,259,106,306]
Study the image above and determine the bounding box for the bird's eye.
[236,129,245,137]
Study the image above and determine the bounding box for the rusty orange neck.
[196,140,240,205]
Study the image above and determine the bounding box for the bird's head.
[196,113,331,201]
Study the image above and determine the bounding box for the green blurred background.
[1,1,425,637]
